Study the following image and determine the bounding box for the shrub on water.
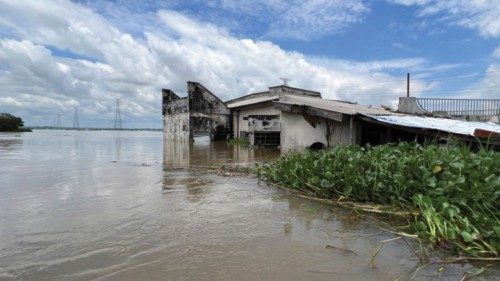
[257,142,500,257]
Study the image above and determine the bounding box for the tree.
[0,113,25,132]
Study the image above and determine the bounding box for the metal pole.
[407,73,410,98]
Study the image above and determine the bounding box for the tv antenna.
[279,77,291,86]
[114,99,122,130]
[73,108,80,129]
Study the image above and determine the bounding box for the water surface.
[0,130,495,280]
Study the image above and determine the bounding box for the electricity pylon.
[114,99,122,130]
[73,108,80,129]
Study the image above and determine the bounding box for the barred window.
[254,131,280,146]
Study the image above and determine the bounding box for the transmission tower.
[114,99,122,130]
[73,108,80,129]
[57,114,62,128]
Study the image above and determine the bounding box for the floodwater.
[0,130,497,281]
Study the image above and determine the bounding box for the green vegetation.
[0,113,31,132]
[228,138,250,147]
[257,142,499,258]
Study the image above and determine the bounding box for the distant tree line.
[0,113,31,132]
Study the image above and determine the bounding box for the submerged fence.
[416,98,500,116]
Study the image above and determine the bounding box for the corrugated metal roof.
[366,115,500,136]
[277,94,398,116]
[227,95,279,108]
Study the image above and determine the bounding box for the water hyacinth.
[257,142,500,258]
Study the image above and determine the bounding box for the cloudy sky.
[0,0,499,128]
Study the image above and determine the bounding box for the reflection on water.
[0,131,496,281]
[162,136,280,170]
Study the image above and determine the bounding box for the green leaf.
[446,228,457,240]
[493,226,500,236]
[432,165,442,173]
[343,186,352,195]
[320,179,331,188]
[445,206,459,218]
[450,162,464,169]
[460,231,473,243]
[427,177,437,187]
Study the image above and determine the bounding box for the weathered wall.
[163,113,190,141]
[248,115,280,132]
[162,89,190,141]
[187,82,230,140]
[162,82,231,141]
[280,112,359,149]
[235,104,279,138]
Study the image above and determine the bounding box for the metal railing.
[416,98,500,116]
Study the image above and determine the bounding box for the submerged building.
[162,82,500,149]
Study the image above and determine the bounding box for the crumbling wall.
[162,83,230,142]
[162,89,190,141]
[187,82,230,140]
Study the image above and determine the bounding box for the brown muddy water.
[0,130,497,281]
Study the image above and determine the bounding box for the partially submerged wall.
[187,82,230,140]
[163,89,190,141]
[162,82,230,141]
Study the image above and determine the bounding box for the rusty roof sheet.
[366,115,500,136]
[277,94,398,116]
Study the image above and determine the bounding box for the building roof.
[225,85,322,109]
[364,115,500,136]
[227,94,278,109]
[276,94,397,116]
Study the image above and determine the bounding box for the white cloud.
[265,0,369,40]
[391,0,500,38]
[80,0,369,41]
[494,46,500,58]
[0,0,434,127]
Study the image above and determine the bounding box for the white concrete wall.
[280,112,358,148]
[163,113,190,141]
[280,112,327,149]
[235,104,279,137]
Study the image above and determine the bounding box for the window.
[254,131,280,146]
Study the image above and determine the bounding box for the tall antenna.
[279,77,291,86]
[57,114,62,129]
[73,108,80,129]
[114,99,122,130]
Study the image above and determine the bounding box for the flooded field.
[0,130,497,280]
